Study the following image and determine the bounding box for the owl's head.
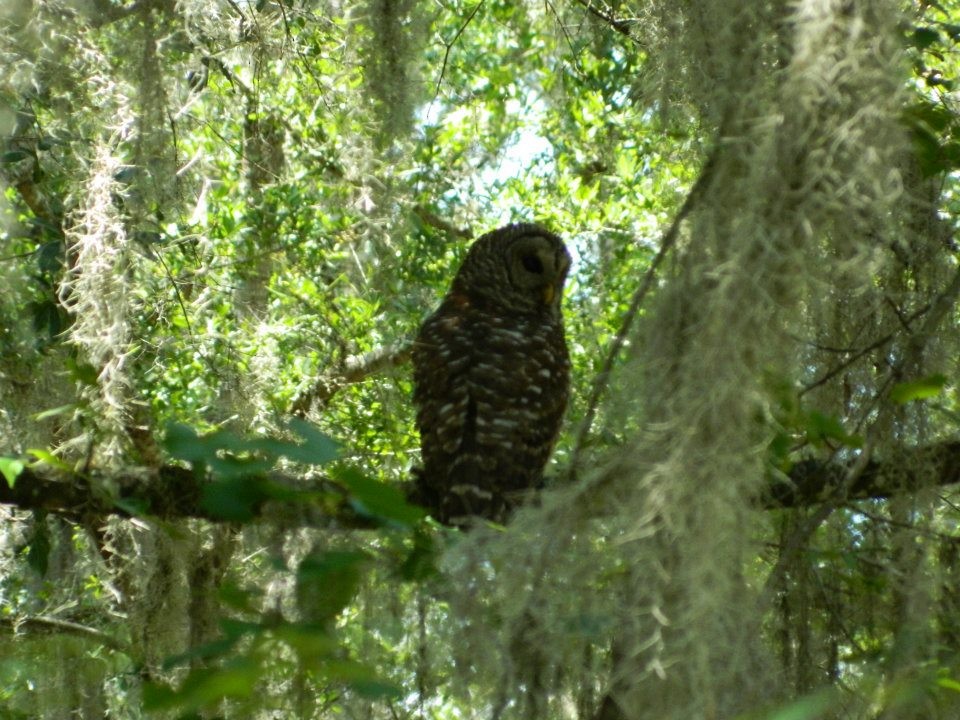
[454,223,571,314]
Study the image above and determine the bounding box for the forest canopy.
[2,1,960,718]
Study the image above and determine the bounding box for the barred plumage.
[411,223,571,526]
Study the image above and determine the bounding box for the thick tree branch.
[761,441,960,508]
[0,465,204,521]
[2,441,959,523]
[0,462,379,528]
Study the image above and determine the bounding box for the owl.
[411,223,571,526]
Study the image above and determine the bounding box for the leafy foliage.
[0,1,960,719]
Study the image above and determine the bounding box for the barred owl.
[411,223,571,526]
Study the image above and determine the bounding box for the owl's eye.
[521,254,544,274]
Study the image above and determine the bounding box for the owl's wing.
[412,296,570,525]
[412,296,474,462]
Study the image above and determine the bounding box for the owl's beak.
[542,284,556,304]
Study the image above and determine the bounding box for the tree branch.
[0,462,380,529]
[572,0,638,40]
[290,343,412,416]
[413,205,472,239]
[760,441,960,509]
[432,1,485,102]
[1,615,127,652]
[2,440,959,523]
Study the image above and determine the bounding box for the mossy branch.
[290,343,412,416]
[2,441,959,523]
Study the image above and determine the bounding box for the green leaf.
[399,527,439,582]
[200,477,270,522]
[285,418,340,465]
[938,676,960,693]
[911,26,941,51]
[322,659,402,699]
[0,150,28,163]
[165,423,300,480]
[0,457,25,488]
[28,299,66,338]
[274,621,336,659]
[66,357,99,386]
[25,516,51,576]
[26,448,73,472]
[163,423,204,462]
[143,660,261,711]
[161,630,247,671]
[36,135,61,151]
[218,580,262,614]
[890,374,948,404]
[805,411,863,448]
[944,24,960,42]
[904,101,952,134]
[333,466,425,526]
[112,496,150,516]
[763,690,835,720]
[32,404,78,422]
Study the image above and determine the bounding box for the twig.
[566,149,719,480]
[799,305,930,397]
[571,0,637,40]
[432,2,485,103]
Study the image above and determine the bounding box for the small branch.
[290,343,412,416]
[1,615,127,652]
[802,249,960,398]
[413,205,472,239]
[432,1,485,103]
[799,305,930,396]
[572,0,637,40]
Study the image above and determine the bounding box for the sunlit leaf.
[938,676,960,693]
[0,457,25,488]
[32,404,78,422]
[25,448,73,471]
[890,374,948,404]
[805,411,863,448]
